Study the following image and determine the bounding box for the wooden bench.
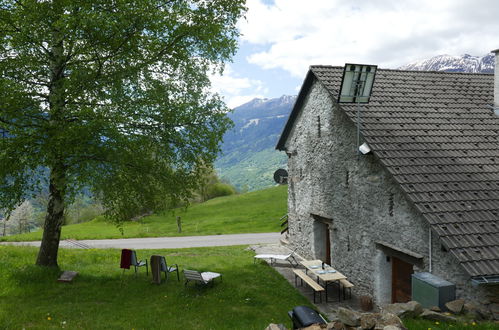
[339,279,354,299]
[293,269,325,303]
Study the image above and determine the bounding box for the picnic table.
[301,259,347,302]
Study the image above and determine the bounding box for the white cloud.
[210,65,268,108]
[239,0,499,77]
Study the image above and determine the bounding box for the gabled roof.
[278,65,499,278]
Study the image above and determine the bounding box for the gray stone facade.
[283,79,494,307]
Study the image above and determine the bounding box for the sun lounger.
[254,249,298,267]
[183,269,222,287]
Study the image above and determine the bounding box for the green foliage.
[65,198,104,225]
[0,0,247,264]
[2,185,287,240]
[205,182,236,199]
[195,166,236,202]
[0,245,312,329]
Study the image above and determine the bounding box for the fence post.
[176,216,182,233]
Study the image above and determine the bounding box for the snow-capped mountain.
[398,53,494,73]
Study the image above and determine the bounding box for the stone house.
[276,51,499,310]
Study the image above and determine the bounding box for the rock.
[404,301,423,318]
[490,303,499,320]
[382,326,403,330]
[360,313,380,329]
[478,306,493,320]
[445,299,465,314]
[487,287,499,303]
[360,295,374,311]
[326,322,345,330]
[479,297,491,305]
[337,307,361,327]
[374,312,404,330]
[420,309,457,323]
[464,301,480,318]
[367,175,381,183]
[265,323,288,330]
[381,301,422,318]
[490,303,499,314]
[463,301,492,320]
[429,306,441,312]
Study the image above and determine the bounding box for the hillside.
[1,185,287,241]
[216,95,295,191]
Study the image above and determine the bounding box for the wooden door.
[391,257,413,303]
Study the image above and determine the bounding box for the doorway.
[312,215,332,265]
[391,256,414,303]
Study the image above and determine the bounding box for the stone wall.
[283,79,496,307]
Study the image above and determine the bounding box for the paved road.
[0,232,281,249]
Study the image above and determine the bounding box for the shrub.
[205,182,236,200]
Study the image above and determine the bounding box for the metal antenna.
[356,80,364,160]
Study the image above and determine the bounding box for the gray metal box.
[411,272,455,310]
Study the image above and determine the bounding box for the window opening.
[389,193,394,216]
[317,116,321,137]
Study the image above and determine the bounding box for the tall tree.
[0,0,246,267]
[9,200,35,234]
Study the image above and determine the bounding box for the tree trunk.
[36,164,66,267]
[36,6,67,267]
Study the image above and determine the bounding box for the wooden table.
[301,260,347,302]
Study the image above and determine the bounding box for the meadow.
[0,245,311,329]
[1,185,287,242]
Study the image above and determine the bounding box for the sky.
[211,0,499,108]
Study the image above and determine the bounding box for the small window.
[317,116,321,138]
[388,193,394,216]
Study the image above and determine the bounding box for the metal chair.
[159,256,179,282]
[120,249,148,276]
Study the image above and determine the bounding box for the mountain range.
[216,53,496,191]
[215,95,295,191]
[398,53,494,73]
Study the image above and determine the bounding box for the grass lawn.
[1,185,287,242]
[0,244,312,329]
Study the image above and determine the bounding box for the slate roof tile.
[308,66,499,278]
